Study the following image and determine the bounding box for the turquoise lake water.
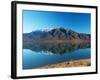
[23,43,90,69]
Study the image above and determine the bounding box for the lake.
[23,43,90,69]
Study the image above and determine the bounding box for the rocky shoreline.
[42,59,91,68]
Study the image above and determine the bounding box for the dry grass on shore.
[43,59,91,68]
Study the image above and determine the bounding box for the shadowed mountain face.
[23,28,90,43]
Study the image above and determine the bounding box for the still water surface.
[23,43,90,69]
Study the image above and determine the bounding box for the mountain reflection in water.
[23,43,90,54]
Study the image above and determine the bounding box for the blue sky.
[23,10,91,34]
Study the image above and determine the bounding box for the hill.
[23,28,90,43]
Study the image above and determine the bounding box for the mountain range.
[23,28,90,43]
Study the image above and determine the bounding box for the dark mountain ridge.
[23,28,90,43]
